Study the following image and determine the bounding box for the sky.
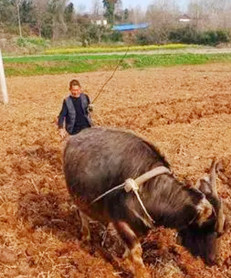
[72,0,190,13]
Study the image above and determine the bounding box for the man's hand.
[59,128,66,139]
[88,104,94,112]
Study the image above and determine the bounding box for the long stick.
[92,47,130,104]
[0,49,8,104]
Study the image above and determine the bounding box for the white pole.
[0,49,8,104]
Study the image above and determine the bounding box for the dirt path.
[101,46,231,55]
[1,63,231,277]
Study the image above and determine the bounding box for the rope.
[91,166,171,227]
[91,166,171,204]
[92,46,130,104]
[124,178,154,226]
[91,182,125,204]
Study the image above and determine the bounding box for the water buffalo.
[63,127,224,278]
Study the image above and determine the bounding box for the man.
[57,79,93,138]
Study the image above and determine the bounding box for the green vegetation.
[169,26,230,46]
[17,37,49,48]
[3,52,231,77]
[134,53,231,67]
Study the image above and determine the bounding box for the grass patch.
[3,55,134,76]
[134,53,211,67]
[3,53,231,77]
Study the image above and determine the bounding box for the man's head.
[69,79,81,98]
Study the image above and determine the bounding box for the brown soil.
[1,63,231,277]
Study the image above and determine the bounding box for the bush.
[15,37,49,54]
[17,37,49,48]
[135,30,160,45]
[108,31,123,42]
[135,31,151,45]
[169,26,230,46]
[169,25,199,44]
[199,30,230,46]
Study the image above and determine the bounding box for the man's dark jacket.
[58,93,92,135]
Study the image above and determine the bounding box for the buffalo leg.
[79,210,91,241]
[114,221,151,278]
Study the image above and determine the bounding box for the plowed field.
[1,63,231,277]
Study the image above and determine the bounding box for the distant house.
[112,23,149,32]
[112,23,149,44]
[179,14,191,23]
[91,19,108,26]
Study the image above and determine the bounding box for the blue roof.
[112,23,149,32]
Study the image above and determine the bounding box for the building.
[112,23,149,32]
[179,14,191,23]
[91,19,108,26]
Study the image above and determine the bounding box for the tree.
[123,8,129,22]
[20,0,34,24]
[114,0,123,23]
[15,0,23,37]
[126,6,145,24]
[48,0,68,39]
[91,0,104,17]
[33,0,50,37]
[0,0,34,36]
[146,0,180,43]
[102,0,118,24]
[187,0,231,30]
[0,0,15,25]
[64,2,74,23]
